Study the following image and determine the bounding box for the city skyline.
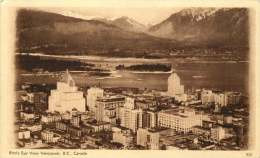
[13,6,251,151]
[15,68,248,150]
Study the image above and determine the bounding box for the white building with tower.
[167,71,186,101]
[48,69,85,113]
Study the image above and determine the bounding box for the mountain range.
[148,8,249,47]
[16,8,249,56]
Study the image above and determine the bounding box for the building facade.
[95,96,125,124]
[201,90,215,104]
[48,69,85,113]
[158,108,205,133]
[112,127,134,147]
[87,87,104,112]
[210,126,226,141]
[137,128,160,149]
[167,73,184,97]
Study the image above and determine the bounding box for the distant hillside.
[110,16,147,32]
[16,9,176,57]
[16,8,249,57]
[149,8,249,47]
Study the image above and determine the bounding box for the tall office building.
[167,72,184,97]
[120,108,143,133]
[119,98,143,132]
[95,96,125,124]
[87,87,104,112]
[48,69,86,113]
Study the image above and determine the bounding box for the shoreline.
[16,53,249,64]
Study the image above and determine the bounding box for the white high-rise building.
[119,97,143,132]
[87,87,104,112]
[48,69,85,113]
[120,108,143,133]
[167,72,185,99]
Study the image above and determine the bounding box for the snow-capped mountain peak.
[111,16,147,32]
[178,8,223,21]
[55,10,105,21]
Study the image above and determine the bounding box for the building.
[67,125,82,137]
[87,87,104,112]
[192,126,210,137]
[158,128,181,149]
[112,127,134,147]
[33,92,48,111]
[61,111,71,120]
[210,126,226,141]
[56,121,69,131]
[174,93,188,102]
[202,90,241,106]
[120,108,143,133]
[95,96,125,124]
[201,90,215,104]
[85,122,111,132]
[227,92,242,105]
[135,99,156,110]
[41,130,61,143]
[70,114,81,127]
[137,128,160,149]
[214,93,227,107]
[48,69,85,113]
[20,123,42,132]
[41,112,62,124]
[18,130,31,139]
[167,72,184,97]
[81,124,94,135]
[124,97,135,110]
[142,110,158,128]
[20,112,35,120]
[118,97,143,132]
[158,108,206,133]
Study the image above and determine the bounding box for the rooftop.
[160,109,190,118]
[97,96,125,102]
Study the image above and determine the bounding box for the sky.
[37,7,183,25]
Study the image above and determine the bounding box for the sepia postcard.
[0,0,259,158]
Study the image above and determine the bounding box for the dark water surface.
[17,62,249,94]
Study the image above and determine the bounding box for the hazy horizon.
[33,7,183,25]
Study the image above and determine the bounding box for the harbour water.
[17,59,249,94]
